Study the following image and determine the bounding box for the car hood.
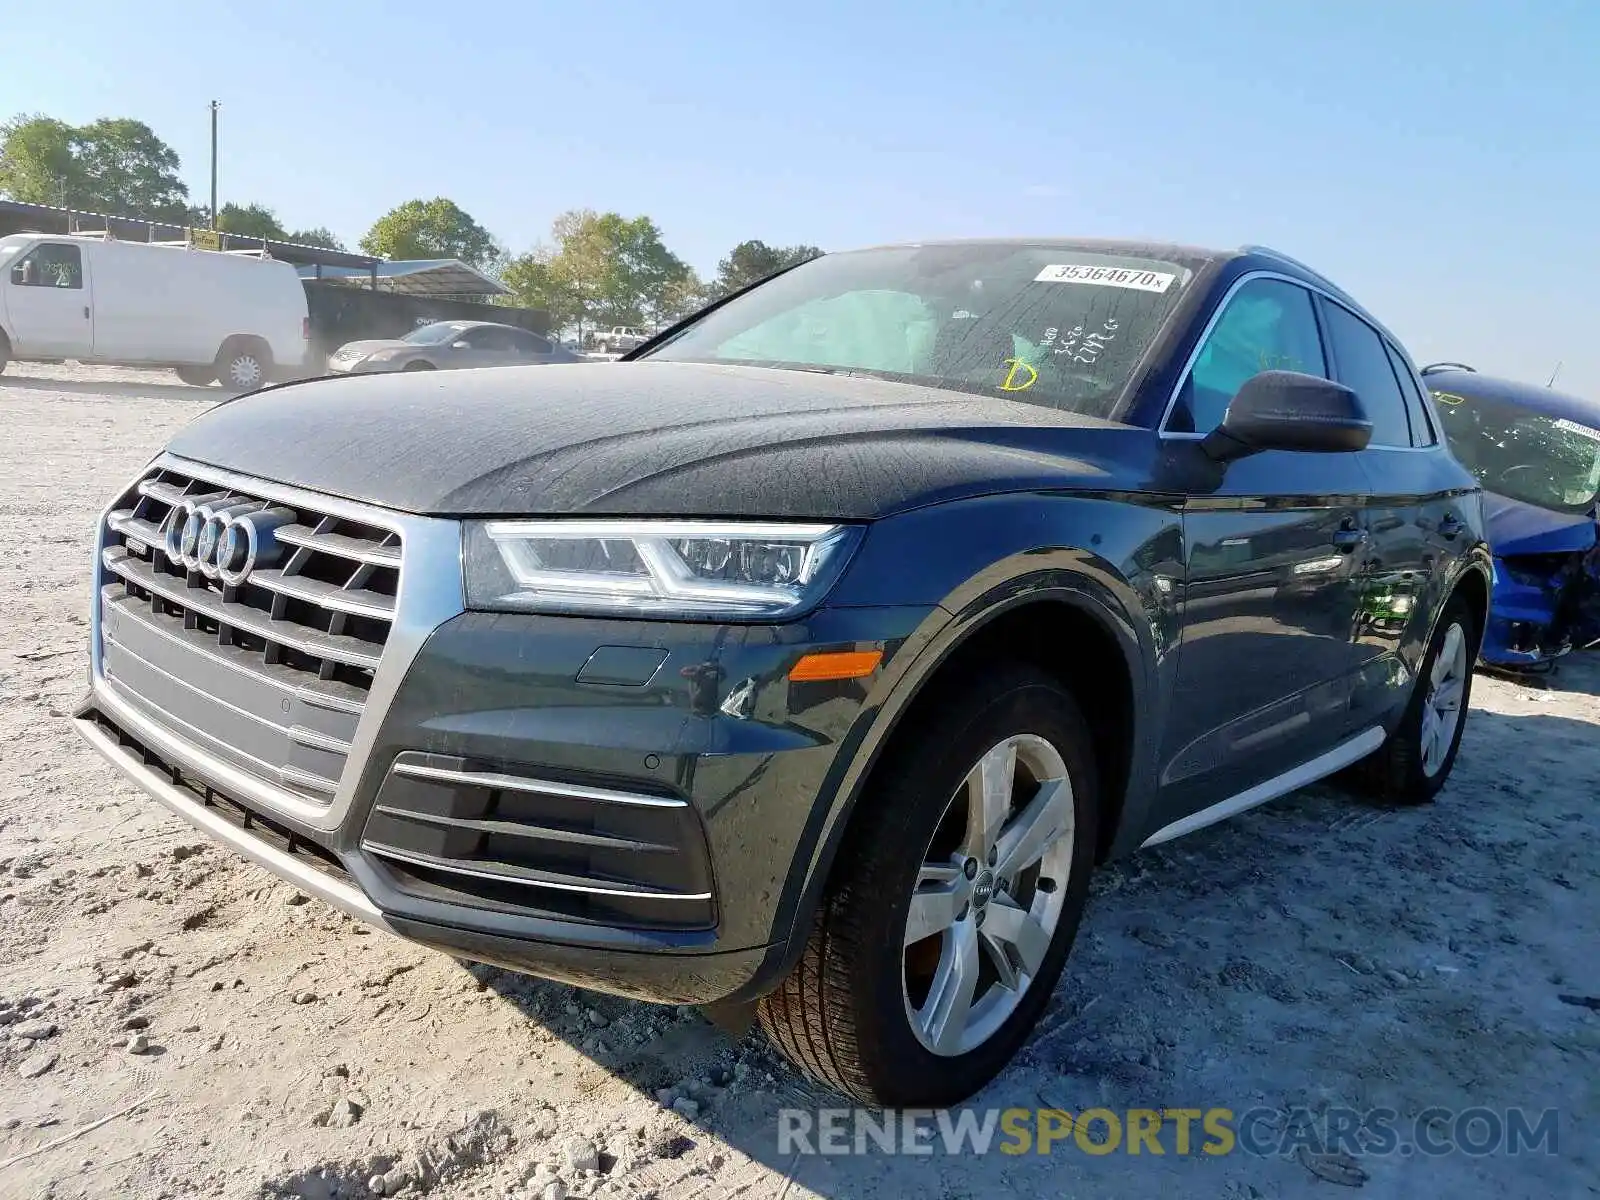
[163,362,1143,519]
[334,339,415,358]
[1484,491,1599,557]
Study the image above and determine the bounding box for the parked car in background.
[0,233,308,388]
[1422,363,1600,669]
[589,325,647,353]
[76,239,1490,1108]
[325,320,580,374]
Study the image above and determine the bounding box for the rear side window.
[1383,342,1436,446]
[1320,303,1412,448]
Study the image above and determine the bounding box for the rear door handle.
[1439,514,1463,540]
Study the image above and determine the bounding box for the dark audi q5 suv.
[75,239,1490,1106]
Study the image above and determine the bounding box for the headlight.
[464,520,863,619]
[366,349,401,363]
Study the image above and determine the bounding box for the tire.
[1349,594,1478,805]
[174,366,215,386]
[757,663,1099,1107]
[215,339,272,391]
[0,334,9,375]
[401,360,435,372]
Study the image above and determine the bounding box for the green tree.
[502,209,697,335]
[359,197,501,268]
[215,202,287,240]
[710,240,823,298]
[0,113,190,221]
[286,226,345,251]
[0,114,77,207]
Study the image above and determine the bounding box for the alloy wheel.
[1421,621,1468,776]
[902,733,1076,1056]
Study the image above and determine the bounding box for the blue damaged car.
[1423,364,1600,670]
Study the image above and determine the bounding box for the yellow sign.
[189,228,221,251]
[1000,357,1038,392]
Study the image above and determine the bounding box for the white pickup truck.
[589,325,648,353]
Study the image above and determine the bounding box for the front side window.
[1168,278,1327,435]
[1431,388,1600,513]
[510,330,551,354]
[1320,303,1412,448]
[464,327,516,351]
[9,243,83,289]
[643,244,1199,419]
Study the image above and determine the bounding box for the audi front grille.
[95,465,402,803]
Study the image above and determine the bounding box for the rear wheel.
[215,339,271,390]
[174,366,215,386]
[1350,594,1478,804]
[757,663,1098,1107]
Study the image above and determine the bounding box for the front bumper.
[74,458,933,1002]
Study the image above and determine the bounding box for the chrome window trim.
[1156,269,1447,455]
[88,451,467,834]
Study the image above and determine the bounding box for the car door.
[5,241,92,356]
[451,325,519,369]
[506,328,556,364]
[1157,275,1373,821]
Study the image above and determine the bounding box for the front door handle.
[83,305,90,319]
[1439,514,1463,540]
[1332,526,1369,552]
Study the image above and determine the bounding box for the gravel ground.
[1,363,1596,1200]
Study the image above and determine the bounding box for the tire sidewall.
[843,672,1099,1104]
[1406,599,1478,796]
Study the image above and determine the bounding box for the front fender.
[727,490,1183,1002]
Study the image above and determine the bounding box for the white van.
[0,234,308,389]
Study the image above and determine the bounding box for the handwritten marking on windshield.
[1000,358,1039,391]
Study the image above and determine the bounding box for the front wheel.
[757,664,1098,1107]
[1350,595,1478,804]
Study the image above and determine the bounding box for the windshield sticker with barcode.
[1034,264,1177,292]
[1554,418,1600,442]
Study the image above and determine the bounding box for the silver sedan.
[326,320,582,374]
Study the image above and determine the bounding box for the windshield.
[1431,388,1600,514]
[643,244,1195,418]
[402,321,472,345]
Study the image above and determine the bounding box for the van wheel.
[0,334,9,375]
[216,339,272,390]
[756,663,1098,1107]
[174,367,215,386]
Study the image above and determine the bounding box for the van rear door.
[4,241,92,356]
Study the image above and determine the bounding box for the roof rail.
[1238,244,1350,297]
[1420,362,1476,376]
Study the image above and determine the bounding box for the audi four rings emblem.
[162,496,295,586]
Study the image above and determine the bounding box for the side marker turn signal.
[788,649,884,682]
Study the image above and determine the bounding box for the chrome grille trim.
[90,452,467,833]
[361,841,714,902]
[389,761,691,809]
[101,547,384,670]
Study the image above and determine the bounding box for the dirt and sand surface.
[1,363,1595,1200]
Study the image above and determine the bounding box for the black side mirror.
[1202,370,1373,463]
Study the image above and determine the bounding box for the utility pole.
[208,100,221,230]
[1547,361,1563,388]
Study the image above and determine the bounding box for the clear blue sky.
[5,0,1596,393]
